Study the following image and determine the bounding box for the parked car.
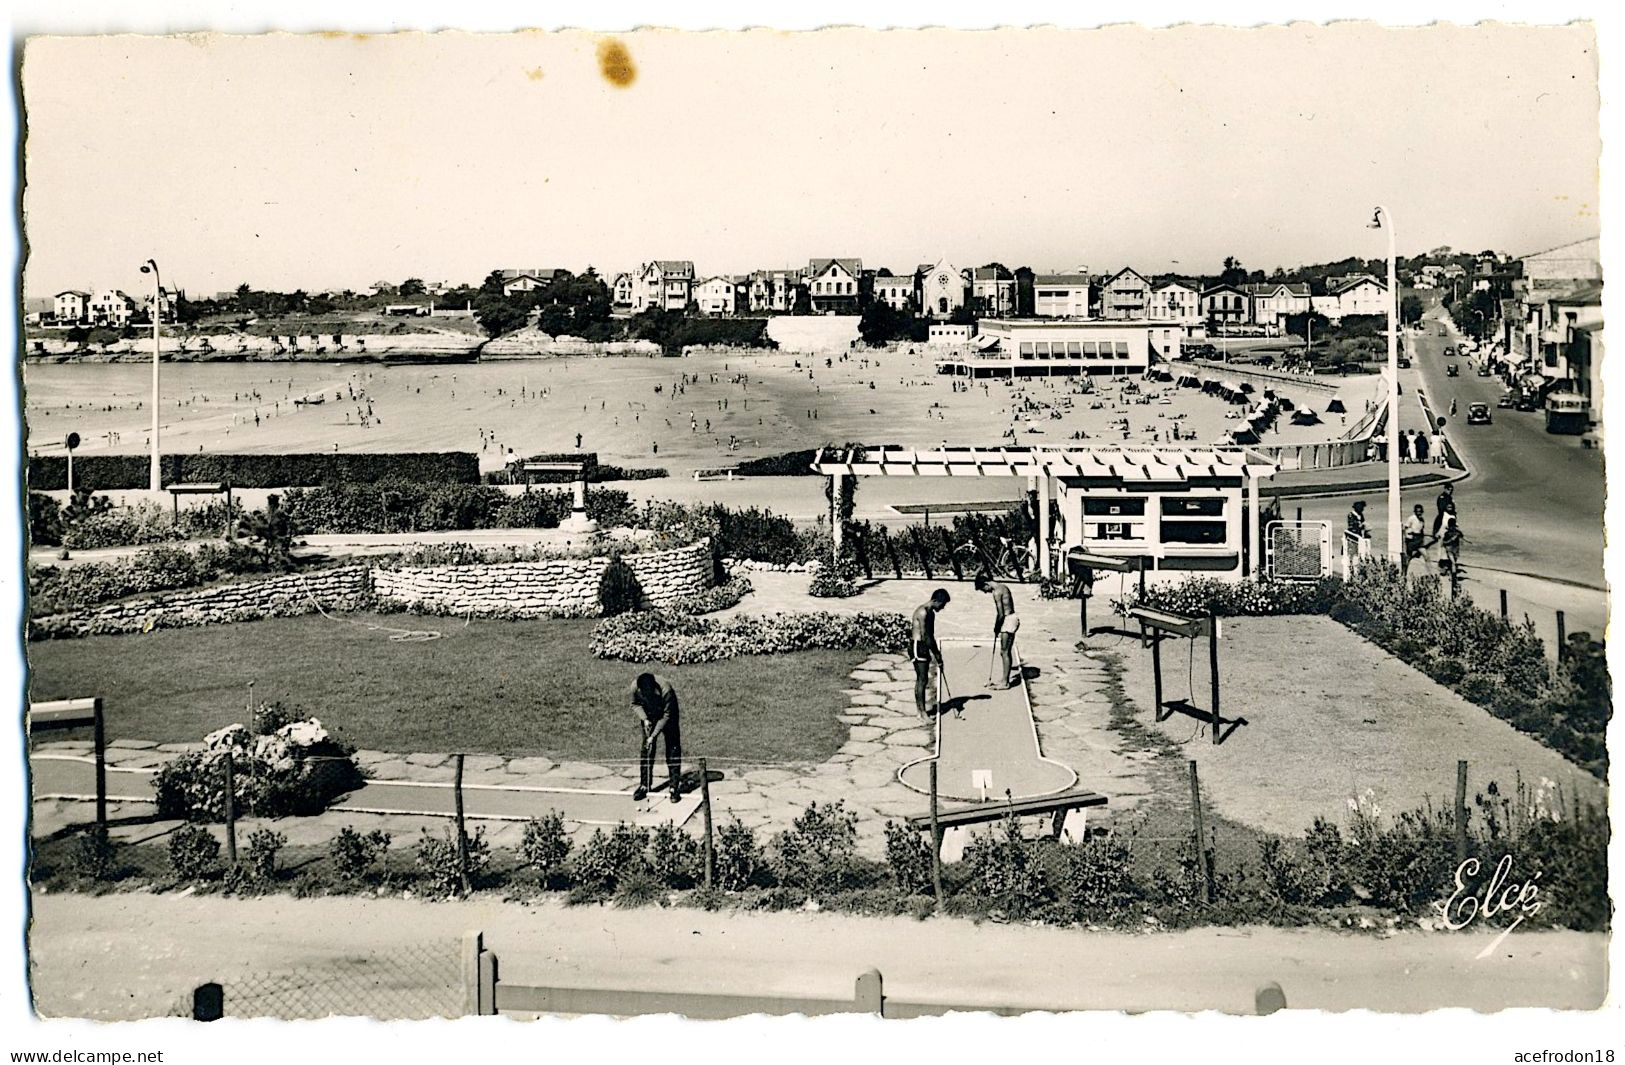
[1443,345,1457,356]
[1466,402,1492,425]
[1397,356,1412,369]
[1496,392,1516,408]
[1476,363,1491,377]
[1446,363,1460,377]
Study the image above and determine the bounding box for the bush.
[414,826,491,897]
[244,829,287,883]
[27,493,63,547]
[570,824,651,900]
[153,716,363,821]
[665,576,752,616]
[519,812,572,882]
[168,824,223,881]
[638,501,815,565]
[648,823,705,888]
[808,554,861,599]
[328,827,392,881]
[27,451,481,491]
[590,609,909,664]
[715,817,766,892]
[1060,834,1140,921]
[771,801,859,895]
[66,825,118,881]
[959,816,1054,919]
[597,555,645,616]
[883,820,934,895]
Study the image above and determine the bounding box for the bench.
[906,787,1109,852]
[30,697,106,827]
[1125,605,1247,745]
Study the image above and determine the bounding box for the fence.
[1264,520,1332,580]
[188,940,464,1021]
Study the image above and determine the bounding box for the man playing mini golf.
[630,672,682,803]
[975,572,1020,689]
[911,588,951,722]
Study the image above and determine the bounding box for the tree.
[858,300,902,346]
[241,494,295,571]
[398,278,426,298]
[1219,258,1247,287]
[473,295,530,337]
[1400,295,1424,326]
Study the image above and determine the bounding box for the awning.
[975,334,1001,351]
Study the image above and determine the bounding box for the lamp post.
[1369,207,1400,561]
[139,260,162,492]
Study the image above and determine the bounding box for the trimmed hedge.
[590,609,909,664]
[27,451,480,491]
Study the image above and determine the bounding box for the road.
[1284,302,1607,649]
[26,893,1607,1018]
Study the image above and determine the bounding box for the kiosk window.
[1083,498,1146,517]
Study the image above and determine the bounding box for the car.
[1515,394,1540,413]
[1443,345,1457,356]
[1446,363,1460,377]
[1497,392,1516,408]
[1437,324,1448,335]
[1476,363,1491,377]
[1466,402,1492,425]
[1397,356,1412,368]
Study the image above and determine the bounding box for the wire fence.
[224,941,464,1020]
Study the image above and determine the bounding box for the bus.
[1545,393,1590,435]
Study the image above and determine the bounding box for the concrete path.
[898,639,1075,802]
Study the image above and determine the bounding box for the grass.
[26,612,866,762]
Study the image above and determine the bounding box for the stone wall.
[32,565,369,639]
[371,539,713,618]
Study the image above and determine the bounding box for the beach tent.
[1326,398,1347,414]
[1290,408,1321,426]
[1277,395,1296,411]
[1151,368,1174,382]
[1230,427,1262,445]
[1177,372,1202,388]
[1238,381,1256,394]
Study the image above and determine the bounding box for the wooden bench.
[906,787,1109,850]
[29,697,106,827]
[166,481,234,535]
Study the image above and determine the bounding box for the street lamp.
[1368,207,1400,562]
[139,259,162,492]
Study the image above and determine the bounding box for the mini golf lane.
[897,639,1076,803]
[31,755,699,829]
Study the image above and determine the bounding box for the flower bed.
[152,704,364,821]
[590,609,909,664]
[29,541,272,615]
[1122,564,1606,777]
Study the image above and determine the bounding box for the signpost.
[64,432,79,494]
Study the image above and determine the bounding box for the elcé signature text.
[1437,854,1544,931]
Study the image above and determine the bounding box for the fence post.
[883,529,902,579]
[1499,589,1509,622]
[700,757,715,891]
[855,526,873,580]
[928,761,945,904]
[1188,760,1212,904]
[91,697,107,831]
[910,527,933,580]
[1555,610,1567,663]
[223,749,238,867]
[478,948,499,1016]
[454,753,472,897]
[854,969,884,1016]
[462,931,484,1017]
[192,982,224,1022]
[1454,760,1469,865]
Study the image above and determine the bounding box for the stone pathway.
[30,579,1159,860]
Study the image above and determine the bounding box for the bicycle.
[953,537,1034,582]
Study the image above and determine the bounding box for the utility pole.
[1370,207,1401,561]
[140,259,163,493]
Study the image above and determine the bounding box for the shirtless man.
[910,588,951,722]
[975,573,1020,689]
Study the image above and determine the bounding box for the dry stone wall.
[372,540,712,618]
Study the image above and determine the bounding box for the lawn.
[26,613,865,763]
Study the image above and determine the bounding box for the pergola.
[810,445,1279,579]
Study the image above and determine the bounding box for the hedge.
[27,452,481,491]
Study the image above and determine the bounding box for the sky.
[20,22,1601,298]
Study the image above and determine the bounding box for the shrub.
[808,554,861,599]
[638,501,815,565]
[959,816,1054,919]
[589,609,909,664]
[329,827,392,881]
[648,823,705,888]
[240,495,296,571]
[519,812,573,881]
[27,451,481,491]
[883,820,934,895]
[153,716,363,822]
[771,801,859,895]
[414,826,491,897]
[570,823,651,900]
[244,829,288,883]
[168,824,223,881]
[28,540,270,614]
[1060,834,1140,921]
[714,817,766,892]
[665,576,752,615]
[613,871,666,908]
[27,493,63,547]
[597,555,645,616]
[65,825,117,881]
